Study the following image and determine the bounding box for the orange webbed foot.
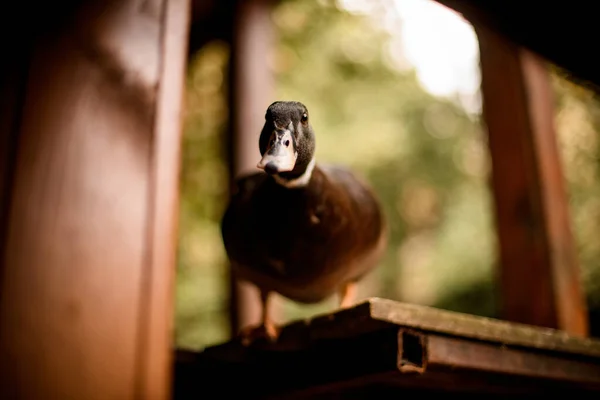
[238,321,280,346]
[339,281,357,309]
[238,290,280,346]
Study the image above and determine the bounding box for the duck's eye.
[301,113,308,123]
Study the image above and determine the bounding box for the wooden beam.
[137,0,190,398]
[0,1,189,398]
[475,25,588,336]
[0,30,31,276]
[173,299,600,398]
[434,0,600,94]
[226,0,276,337]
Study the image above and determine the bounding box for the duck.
[220,100,388,343]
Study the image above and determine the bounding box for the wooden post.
[226,0,276,337]
[0,1,190,398]
[476,26,589,336]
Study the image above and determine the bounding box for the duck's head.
[257,101,316,187]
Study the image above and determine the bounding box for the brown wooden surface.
[137,0,190,398]
[0,1,189,398]
[0,35,30,283]
[475,25,588,336]
[174,298,600,399]
[370,298,599,356]
[204,298,600,357]
[226,0,277,337]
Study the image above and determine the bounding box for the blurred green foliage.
[175,0,600,350]
[176,43,230,347]
[552,72,600,309]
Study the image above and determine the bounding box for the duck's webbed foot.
[339,281,357,309]
[238,290,280,346]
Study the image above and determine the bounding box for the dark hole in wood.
[399,330,424,370]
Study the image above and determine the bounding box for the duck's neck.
[272,158,316,188]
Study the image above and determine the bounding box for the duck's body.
[222,164,387,304]
[220,101,387,342]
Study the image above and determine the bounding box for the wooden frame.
[175,299,600,398]
[0,0,596,398]
[475,25,588,336]
[0,1,190,398]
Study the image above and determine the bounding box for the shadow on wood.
[174,298,600,399]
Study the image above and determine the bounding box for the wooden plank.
[369,298,599,357]
[0,30,31,281]
[176,328,402,399]
[424,333,600,385]
[274,331,600,398]
[173,299,600,398]
[475,25,588,336]
[0,1,188,398]
[137,0,190,399]
[204,298,600,357]
[226,0,276,336]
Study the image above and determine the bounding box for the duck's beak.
[257,130,297,175]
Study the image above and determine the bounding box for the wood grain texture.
[174,298,600,399]
[202,298,600,357]
[476,26,588,336]
[137,0,190,398]
[0,1,189,398]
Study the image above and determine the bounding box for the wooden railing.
[174,299,600,398]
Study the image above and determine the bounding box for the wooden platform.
[173,298,600,398]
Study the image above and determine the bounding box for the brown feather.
[221,163,388,304]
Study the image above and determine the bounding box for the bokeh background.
[175,0,600,349]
